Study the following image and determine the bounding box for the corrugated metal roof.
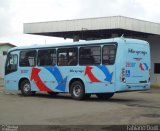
[24,16,160,35]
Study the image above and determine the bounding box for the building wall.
[0,45,15,78]
[147,35,160,85]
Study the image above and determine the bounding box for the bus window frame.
[102,44,117,65]
[79,45,101,66]
[19,50,37,67]
[5,53,18,75]
[37,48,57,67]
[57,47,78,66]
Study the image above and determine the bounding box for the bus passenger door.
[5,51,19,91]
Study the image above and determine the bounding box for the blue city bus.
[4,37,151,100]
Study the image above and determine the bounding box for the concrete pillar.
[73,35,80,42]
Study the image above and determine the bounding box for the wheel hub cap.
[73,85,81,97]
[24,84,30,92]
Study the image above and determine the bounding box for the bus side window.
[68,49,78,66]
[79,46,101,65]
[58,53,67,66]
[57,47,77,66]
[38,49,56,66]
[19,50,36,67]
[102,45,116,65]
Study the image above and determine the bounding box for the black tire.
[20,80,35,96]
[47,92,59,96]
[70,81,85,100]
[96,93,114,100]
[85,94,91,99]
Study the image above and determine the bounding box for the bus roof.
[8,37,148,52]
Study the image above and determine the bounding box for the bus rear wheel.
[20,80,35,96]
[96,93,114,100]
[70,81,86,100]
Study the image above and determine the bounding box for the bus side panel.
[62,65,115,94]
[27,65,116,94]
[28,66,85,93]
[64,66,87,93]
[6,67,40,92]
[83,65,115,93]
[5,72,19,91]
[29,66,67,92]
[19,67,40,92]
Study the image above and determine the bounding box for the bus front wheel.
[96,93,114,100]
[70,81,86,100]
[20,80,35,96]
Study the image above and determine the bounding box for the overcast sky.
[0,0,160,46]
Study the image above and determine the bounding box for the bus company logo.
[139,63,149,71]
[128,48,147,56]
[126,62,136,67]
[20,70,29,74]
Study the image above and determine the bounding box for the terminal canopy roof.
[24,16,160,40]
